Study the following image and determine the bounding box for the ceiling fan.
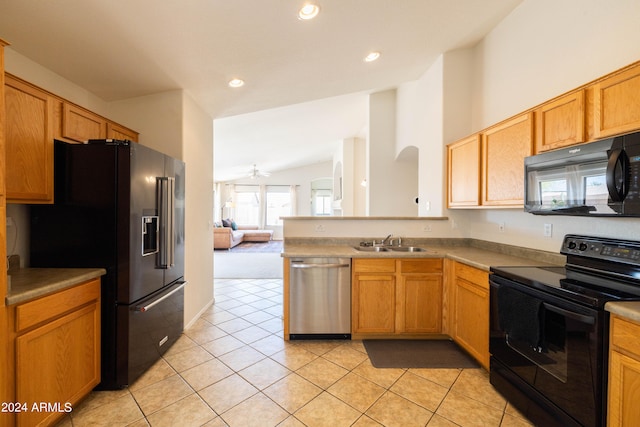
[248,164,271,179]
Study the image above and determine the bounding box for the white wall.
[397,56,445,217]
[473,0,640,129]
[5,49,110,117]
[332,137,366,216]
[182,93,215,326]
[368,90,419,216]
[449,0,640,251]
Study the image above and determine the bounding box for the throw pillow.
[231,220,238,230]
[222,218,231,228]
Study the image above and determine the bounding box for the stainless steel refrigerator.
[30,139,186,389]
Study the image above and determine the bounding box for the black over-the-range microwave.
[524,130,640,216]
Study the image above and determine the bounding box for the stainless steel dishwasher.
[289,257,351,340]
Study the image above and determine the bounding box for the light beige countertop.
[606,301,640,323]
[6,268,106,306]
[282,238,566,271]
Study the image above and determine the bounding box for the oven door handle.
[543,302,595,325]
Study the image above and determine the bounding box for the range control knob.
[579,243,588,251]
[568,241,577,250]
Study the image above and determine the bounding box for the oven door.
[489,275,605,427]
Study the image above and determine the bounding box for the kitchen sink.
[353,246,389,252]
[388,246,428,252]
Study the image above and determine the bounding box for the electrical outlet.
[314,224,325,233]
[6,216,15,227]
[423,225,432,232]
[544,223,553,237]
[498,222,505,233]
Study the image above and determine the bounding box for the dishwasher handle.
[291,262,350,269]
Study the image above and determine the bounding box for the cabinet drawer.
[353,258,396,273]
[400,258,442,274]
[16,278,101,333]
[455,263,489,289]
[611,315,640,358]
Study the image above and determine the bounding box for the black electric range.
[489,235,640,427]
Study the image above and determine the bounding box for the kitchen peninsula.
[281,219,566,370]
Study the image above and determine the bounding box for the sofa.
[213,225,274,249]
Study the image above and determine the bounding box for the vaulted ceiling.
[0,0,523,181]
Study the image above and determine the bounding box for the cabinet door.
[452,263,489,369]
[107,122,139,142]
[399,274,442,333]
[535,90,585,153]
[62,102,106,142]
[352,273,396,333]
[481,112,533,206]
[447,134,481,207]
[608,350,640,427]
[16,302,100,426]
[592,64,640,139]
[5,75,54,203]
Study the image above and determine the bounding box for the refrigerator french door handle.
[157,177,176,269]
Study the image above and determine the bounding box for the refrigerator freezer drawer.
[120,281,186,386]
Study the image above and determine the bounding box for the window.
[312,189,332,215]
[234,186,260,225]
[266,186,291,226]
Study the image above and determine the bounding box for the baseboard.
[185,297,215,330]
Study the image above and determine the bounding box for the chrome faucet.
[382,234,393,246]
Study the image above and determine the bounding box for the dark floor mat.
[363,339,479,369]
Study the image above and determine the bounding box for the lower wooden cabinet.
[14,279,101,427]
[608,314,640,427]
[352,258,443,337]
[448,260,490,370]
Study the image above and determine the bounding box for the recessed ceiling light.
[364,52,381,62]
[298,4,320,20]
[228,78,245,88]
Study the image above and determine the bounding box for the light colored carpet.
[213,251,283,279]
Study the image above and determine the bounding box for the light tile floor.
[58,278,534,426]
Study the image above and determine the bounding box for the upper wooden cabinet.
[447,134,481,207]
[4,73,139,203]
[591,64,640,139]
[534,90,585,153]
[4,75,54,203]
[62,102,106,143]
[481,112,533,206]
[107,122,138,141]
